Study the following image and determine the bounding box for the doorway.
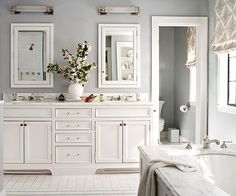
[151,17,208,144]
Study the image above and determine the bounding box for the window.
[228,51,236,106]
[218,51,236,114]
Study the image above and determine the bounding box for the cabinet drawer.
[4,108,51,118]
[55,108,92,118]
[95,108,151,118]
[55,133,92,143]
[55,146,91,163]
[55,121,92,130]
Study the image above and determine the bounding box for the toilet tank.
[159,100,165,117]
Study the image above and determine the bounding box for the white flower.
[76,58,82,69]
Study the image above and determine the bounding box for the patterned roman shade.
[213,0,236,52]
[185,26,196,68]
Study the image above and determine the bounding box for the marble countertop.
[139,144,235,196]
[4,100,154,106]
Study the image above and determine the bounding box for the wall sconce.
[11,5,54,15]
[98,6,140,16]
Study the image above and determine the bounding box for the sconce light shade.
[11,5,54,15]
[98,6,140,16]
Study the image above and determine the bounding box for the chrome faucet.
[202,136,220,149]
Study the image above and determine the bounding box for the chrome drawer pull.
[77,112,80,114]
[77,137,80,140]
[66,124,70,127]
[66,112,70,114]
[66,153,70,157]
[77,153,80,156]
[66,137,70,140]
[77,124,80,127]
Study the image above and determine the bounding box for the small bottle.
[11,92,17,101]
[99,94,104,102]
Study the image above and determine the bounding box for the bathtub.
[197,153,236,196]
[139,145,236,196]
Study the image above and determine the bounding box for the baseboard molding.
[4,169,52,175]
[96,168,139,174]
[0,189,6,196]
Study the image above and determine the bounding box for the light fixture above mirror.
[98,6,140,16]
[98,24,140,88]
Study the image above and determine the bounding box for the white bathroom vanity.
[3,100,157,175]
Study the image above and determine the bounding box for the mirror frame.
[11,23,54,88]
[98,24,140,88]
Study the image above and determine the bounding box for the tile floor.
[4,174,139,196]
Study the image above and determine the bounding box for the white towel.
[138,155,200,196]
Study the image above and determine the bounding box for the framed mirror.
[11,23,54,88]
[98,24,140,88]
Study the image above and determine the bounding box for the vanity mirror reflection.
[11,23,54,88]
[98,24,140,88]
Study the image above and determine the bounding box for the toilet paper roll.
[180,105,188,113]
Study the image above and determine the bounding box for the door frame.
[151,16,208,144]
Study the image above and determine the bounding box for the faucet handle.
[185,142,192,149]
[220,141,232,148]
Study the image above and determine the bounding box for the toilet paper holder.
[180,101,191,113]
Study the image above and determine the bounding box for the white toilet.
[159,100,165,132]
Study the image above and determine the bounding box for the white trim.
[11,23,54,88]
[0,189,6,196]
[98,24,140,88]
[152,16,208,144]
[217,105,236,115]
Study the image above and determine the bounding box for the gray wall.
[208,0,236,142]
[159,27,175,129]
[174,27,195,142]
[0,0,208,98]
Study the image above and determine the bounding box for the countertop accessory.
[47,41,96,99]
[11,92,17,101]
[80,94,97,103]
[99,94,104,102]
[57,93,65,102]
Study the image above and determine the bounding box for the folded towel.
[138,155,200,196]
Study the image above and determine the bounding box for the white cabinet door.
[25,122,52,163]
[96,121,122,163]
[123,121,149,163]
[3,122,24,163]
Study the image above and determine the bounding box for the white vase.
[68,83,84,100]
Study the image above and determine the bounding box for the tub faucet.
[202,136,220,149]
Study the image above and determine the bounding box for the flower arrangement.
[47,41,96,85]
